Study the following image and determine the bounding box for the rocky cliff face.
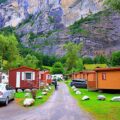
[0,0,120,57]
[70,10,120,57]
[0,0,103,27]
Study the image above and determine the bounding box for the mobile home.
[9,66,40,89]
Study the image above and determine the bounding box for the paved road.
[0,83,93,120]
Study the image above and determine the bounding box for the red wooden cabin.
[9,66,40,89]
[39,70,52,85]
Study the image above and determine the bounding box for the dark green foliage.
[28,30,57,44]
[105,0,120,11]
[59,56,67,65]
[42,55,59,66]
[18,43,64,68]
[0,33,19,70]
[23,54,39,69]
[48,16,55,23]
[69,10,110,35]
[94,55,108,64]
[111,51,120,66]
[18,44,42,68]
[69,13,99,35]
[29,32,38,40]
[0,27,15,35]
[64,42,83,71]
[0,0,7,4]
[83,57,94,64]
[52,62,64,74]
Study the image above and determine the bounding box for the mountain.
[0,0,120,57]
[0,0,103,27]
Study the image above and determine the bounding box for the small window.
[102,73,106,80]
[25,73,32,80]
[2,76,5,79]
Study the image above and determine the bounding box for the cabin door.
[16,72,20,88]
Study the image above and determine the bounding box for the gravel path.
[0,83,94,120]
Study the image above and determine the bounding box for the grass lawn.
[15,86,54,107]
[65,80,120,120]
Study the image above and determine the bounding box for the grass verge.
[15,86,54,107]
[65,80,120,120]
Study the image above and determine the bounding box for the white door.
[16,72,20,88]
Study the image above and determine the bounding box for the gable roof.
[9,66,39,71]
[84,64,107,70]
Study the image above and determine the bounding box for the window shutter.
[39,72,42,79]
[32,72,35,80]
[22,72,25,80]
[46,75,48,79]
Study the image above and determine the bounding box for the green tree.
[111,51,120,66]
[42,55,59,66]
[52,62,64,74]
[105,0,120,11]
[18,44,43,68]
[59,56,67,65]
[24,54,39,68]
[64,42,83,71]
[10,56,25,69]
[76,58,84,71]
[94,55,108,64]
[0,34,19,70]
[83,57,94,64]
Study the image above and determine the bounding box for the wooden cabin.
[73,72,81,79]
[67,71,85,80]
[39,70,52,85]
[83,71,88,80]
[85,71,96,90]
[95,68,120,90]
[9,66,40,89]
[69,67,120,90]
[80,72,84,79]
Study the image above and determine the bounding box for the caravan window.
[26,73,32,80]
[23,72,35,80]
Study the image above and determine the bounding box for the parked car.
[0,83,15,105]
[70,79,87,88]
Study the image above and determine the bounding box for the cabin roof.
[9,66,39,71]
[83,71,96,74]
[84,64,107,70]
[95,67,120,71]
